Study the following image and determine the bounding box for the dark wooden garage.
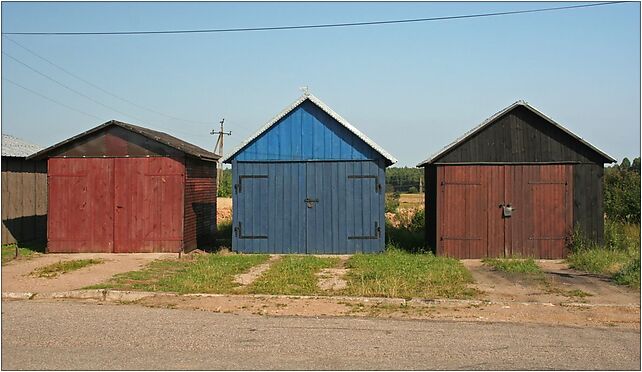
[29,120,219,253]
[2,135,47,245]
[417,101,616,259]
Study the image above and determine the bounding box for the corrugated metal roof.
[28,120,219,161]
[2,134,43,157]
[222,93,397,165]
[417,100,616,167]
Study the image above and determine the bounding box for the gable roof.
[28,120,219,161]
[2,134,43,157]
[222,93,397,165]
[417,100,616,167]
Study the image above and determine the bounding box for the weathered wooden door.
[113,158,184,253]
[232,163,270,253]
[48,158,114,253]
[305,161,384,254]
[506,165,573,259]
[437,165,573,258]
[233,161,384,254]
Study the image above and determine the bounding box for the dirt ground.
[1,253,175,293]
[462,259,640,306]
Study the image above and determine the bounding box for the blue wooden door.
[305,161,384,254]
[234,161,385,254]
[232,163,269,253]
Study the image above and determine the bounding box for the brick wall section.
[183,158,217,251]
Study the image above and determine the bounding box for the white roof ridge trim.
[416,100,615,167]
[223,94,397,164]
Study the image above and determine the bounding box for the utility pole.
[211,118,231,189]
[419,174,423,194]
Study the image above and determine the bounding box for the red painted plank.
[48,158,113,253]
[114,158,184,253]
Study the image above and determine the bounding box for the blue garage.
[223,93,396,254]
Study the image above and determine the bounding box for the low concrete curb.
[2,290,640,309]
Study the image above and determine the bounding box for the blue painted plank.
[331,161,339,254]
[233,159,386,254]
[235,101,383,162]
[231,162,239,252]
[266,163,275,253]
[323,162,333,254]
[274,163,284,253]
[337,162,347,254]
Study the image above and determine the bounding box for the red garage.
[29,120,219,253]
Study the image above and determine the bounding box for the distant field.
[398,193,424,209]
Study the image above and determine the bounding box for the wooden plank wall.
[430,105,609,244]
[183,158,217,252]
[233,160,385,254]
[1,157,47,245]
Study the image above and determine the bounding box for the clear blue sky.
[2,1,640,166]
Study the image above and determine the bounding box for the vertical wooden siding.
[233,160,385,254]
[113,158,184,253]
[48,157,185,253]
[183,158,217,251]
[1,157,47,245]
[48,158,114,253]
[235,101,381,162]
[430,105,609,244]
[436,164,572,258]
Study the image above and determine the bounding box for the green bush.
[613,258,641,288]
[386,208,426,253]
[604,158,641,223]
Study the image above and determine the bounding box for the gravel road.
[2,300,639,370]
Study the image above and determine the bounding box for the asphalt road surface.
[2,300,640,370]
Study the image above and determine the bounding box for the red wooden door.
[48,158,114,253]
[506,165,573,259]
[437,166,488,258]
[437,165,573,258]
[113,158,184,253]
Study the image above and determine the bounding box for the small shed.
[223,93,397,254]
[29,120,219,253]
[1,134,47,245]
[417,101,616,259]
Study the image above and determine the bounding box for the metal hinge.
[234,222,268,239]
[235,175,268,193]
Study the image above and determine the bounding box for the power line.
[3,51,148,123]
[1,2,624,36]
[3,36,214,125]
[4,53,205,137]
[3,77,103,120]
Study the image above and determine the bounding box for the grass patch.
[342,247,475,299]
[482,258,543,274]
[613,258,640,288]
[88,254,269,293]
[32,259,104,278]
[2,243,44,265]
[567,221,640,288]
[246,256,339,295]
